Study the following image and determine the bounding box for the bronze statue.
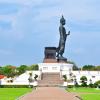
[56,16,70,58]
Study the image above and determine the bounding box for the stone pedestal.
[43,47,57,63]
[40,46,73,73]
[44,47,56,59]
[38,63,73,73]
[43,47,68,63]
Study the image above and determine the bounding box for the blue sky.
[0,0,100,67]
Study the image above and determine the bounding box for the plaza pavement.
[20,87,79,100]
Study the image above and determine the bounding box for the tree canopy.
[0,64,39,77]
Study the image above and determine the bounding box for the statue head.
[60,15,66,25]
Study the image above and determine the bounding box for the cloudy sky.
[0,0,100,67]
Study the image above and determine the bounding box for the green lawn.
[67,87,100,100]
[81,94,100,100]
[0,88,32,100]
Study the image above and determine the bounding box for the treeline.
[73,64,100,71]
[68,61,100,71]
[81,65,100,71]
[0,64,39,78]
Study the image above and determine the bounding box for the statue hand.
[66,31,70,37]
[68,31,70,35]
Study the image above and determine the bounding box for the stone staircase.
[38,73,63,87]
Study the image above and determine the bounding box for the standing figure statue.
[56,16,70,58]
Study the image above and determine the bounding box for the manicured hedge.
[0,85,33,88]
[67,85,74,88]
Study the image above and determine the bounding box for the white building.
[1,62,100,86]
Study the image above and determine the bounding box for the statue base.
[43,58,57,63]
[57,56,67,63]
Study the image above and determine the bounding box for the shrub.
[63,75,67,81]
[80,76,87,87]
[67,85,73,88]
[88,83,94,88]
[94,80,100,88]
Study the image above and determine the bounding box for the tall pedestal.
[43,47,57,63]
[38,46,73,73]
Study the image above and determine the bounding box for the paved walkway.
[20,87,79,100]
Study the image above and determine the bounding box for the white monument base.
[38,63,73,73]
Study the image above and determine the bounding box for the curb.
[75,96,83,100]
[66,89,82,100]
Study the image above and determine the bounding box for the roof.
[0,75,5,79]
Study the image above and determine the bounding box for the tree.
[28,72,33,88]
[2,65,16,78]
[74,78,78,87]
[17,65,28,75]
[28,64,39,70]
[28,73,33,83]
[95,66,100,71]
[67,61,79,70]
[63,75,67,81]
[34,74,38,81]
[82,65,95,71]
[80,76,87,87]
[73,75,78,87]
[94,80,100,87]
[89,79,93,88]
[0,67,3,75]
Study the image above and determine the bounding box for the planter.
[63,82,68,86]
[33,81,38,87]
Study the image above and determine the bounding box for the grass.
[0,88,32,100]
[81,94,100,100]
[67,87,100,100]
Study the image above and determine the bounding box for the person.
[57,16,70,57]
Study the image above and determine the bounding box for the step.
[38,72,63,87]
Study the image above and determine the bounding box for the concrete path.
[20,87,79,100]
